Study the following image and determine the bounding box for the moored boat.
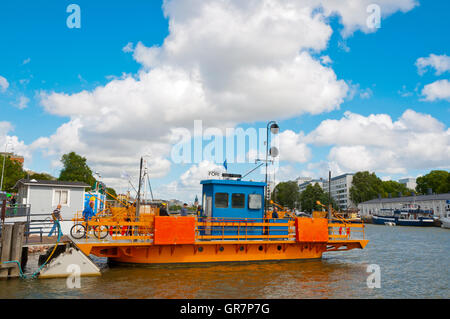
[70,173,369,265]
[440,212,450,229]
[372,205,434,227]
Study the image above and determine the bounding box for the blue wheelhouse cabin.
[200,179,266,237]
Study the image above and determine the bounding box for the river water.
[0,224,448,299]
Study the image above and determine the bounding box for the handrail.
[196,217,295,242]
[269,200,297,219]
[315,200,365,241]
[70,214,364,243]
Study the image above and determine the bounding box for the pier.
[0,221,93,279]
[0,222,26,278]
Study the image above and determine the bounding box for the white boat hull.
[441,217,450,229]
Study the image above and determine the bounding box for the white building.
[358,193,450,219]
[297,173,355,210]
[398,178,417,191]
[296,177,312,185]
[299,179,324,193]
[13,179,90,234]
[322,173,355,210]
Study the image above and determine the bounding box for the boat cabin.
[200,179,268,237]
[200,179,266,219]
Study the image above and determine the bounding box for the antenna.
[241,162,264,179]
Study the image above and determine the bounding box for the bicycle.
[70,219,109,240]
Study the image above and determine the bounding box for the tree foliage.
[299,183,338,213]
[28,172,55,180]
[271,181,301,209]
[416,170,450,194]
[349,171,384,205]
[381,180,412,197]
[0,156,26,193]
[350,171,418,205]
[58,152,95,187]
[106,187,117,200]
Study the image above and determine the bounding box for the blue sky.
[0,0,449,201]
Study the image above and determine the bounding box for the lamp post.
[0,141,12,192]
[264,121,279,213]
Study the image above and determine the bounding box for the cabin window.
[232,193,245,208]
[53,189,69,206]
[248,194,262,210]
[215,193,229,208]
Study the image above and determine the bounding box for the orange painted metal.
[326,239,369,251]
[106,242,327,264]
[153,216,196,245]
[295,217,328,243]
[73,215,368,265]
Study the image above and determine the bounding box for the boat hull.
[441,218,450,229]
[372,215,434,227]
[106,242,327,264]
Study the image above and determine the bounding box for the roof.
[201,179,266,187]
[299,173,354,186]
[326,173,354,182]
[359,193,450,205]
[14,179,91,189]
[299,179,324,187]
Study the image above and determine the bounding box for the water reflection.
[0,225,448,298]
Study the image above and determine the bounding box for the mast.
[136,157,143,221]
[328,170,331,221]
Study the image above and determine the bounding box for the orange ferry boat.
[70,175,368,265]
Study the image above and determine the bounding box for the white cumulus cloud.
[306,110,450,174]
[421,79,450,102]
[0,121,32,162]
[32,0,418,194]
[416,54,450,76]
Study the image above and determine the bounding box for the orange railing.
[328,220,365,241]
[195,217,296,241]
[69,212,364,244]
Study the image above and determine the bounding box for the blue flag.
[223,160,228,170]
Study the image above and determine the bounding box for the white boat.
[440,212,450,229]
[384,221,396,226]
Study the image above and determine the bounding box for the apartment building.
[322,173,355,210]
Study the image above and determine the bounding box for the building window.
[53,189,69,206]
[215,193,229,208]
[232,193,245,208]
[248,194,262,210]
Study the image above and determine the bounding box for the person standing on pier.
[48,204,63,237]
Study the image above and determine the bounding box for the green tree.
[58,152,95,187]
[299,183,338,213]
[0,156,26,193]
[28,172,55,180]
[106,187,117,200]
[349,171,384,205]
[416,170,450,194]
[381,180,412,197]
[271,181,301,209]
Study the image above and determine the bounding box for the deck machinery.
[72,179,368,265]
